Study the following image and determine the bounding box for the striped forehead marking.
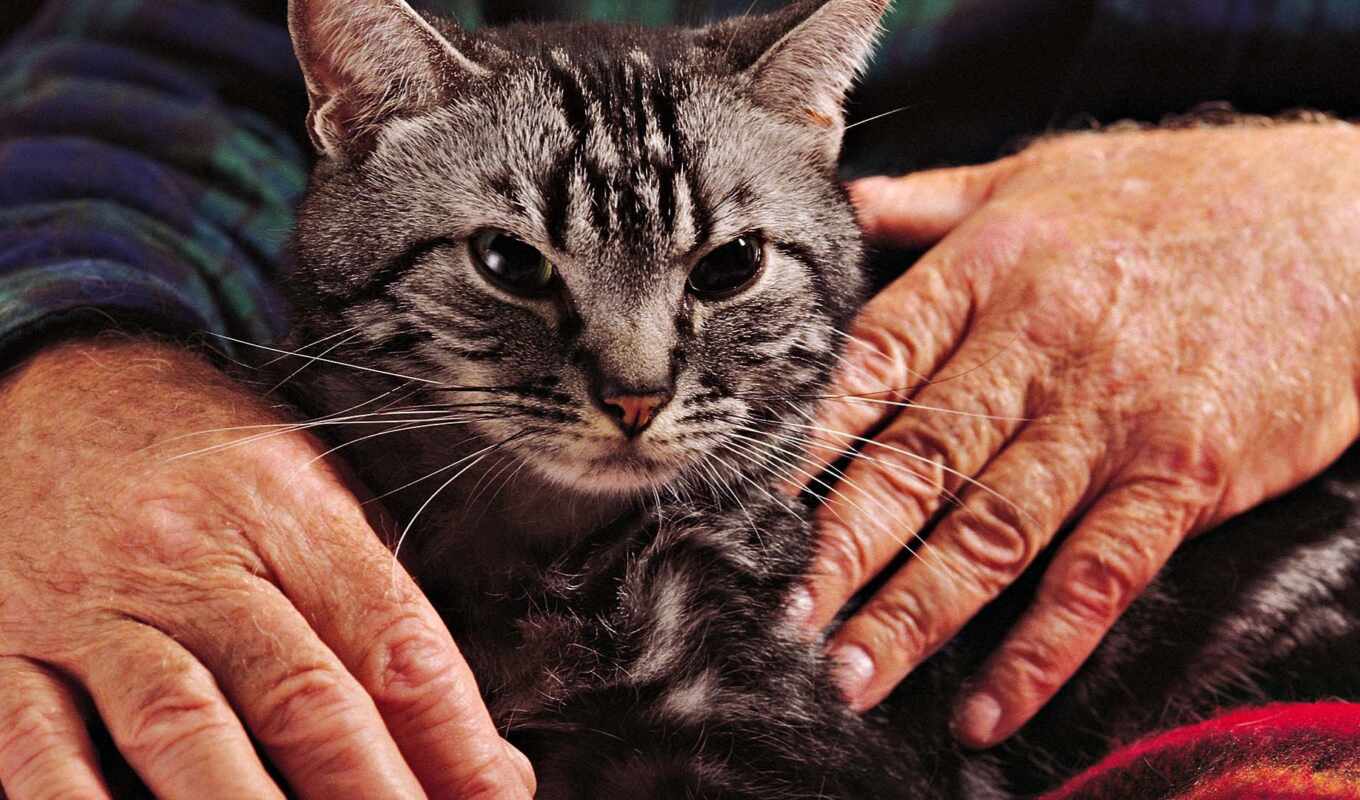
[539,51,710,257]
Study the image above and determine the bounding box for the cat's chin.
[537,451,685,497]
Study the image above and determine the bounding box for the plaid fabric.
[1046,703,1360,800]
[0,0,1357,357]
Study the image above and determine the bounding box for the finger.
[954,481,1190,748]
[849,159,1016,247]
[826,426,1097,711]
[0,656,110,800]
[802,330,1035,631]
[157,581,429,800]
[66,621,287,800]
[251,497,533,800]
[786,243,976,499]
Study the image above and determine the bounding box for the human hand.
[797,121,1360,747]
[0,338,535,799]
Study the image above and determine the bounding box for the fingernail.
[502,740,536,796]
[831,645,875,706]
[787,585,815,631]
[954,693,1003,748]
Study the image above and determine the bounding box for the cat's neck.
[347,429,640,594]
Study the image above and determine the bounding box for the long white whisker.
[267,331,362,394]
[756,417,1039,530]
[729,425,960,579]
[389,435,525,569]
[206,333,446,385]
[371,433,524,505]
[845,105,914,131]
[259,326,358,367]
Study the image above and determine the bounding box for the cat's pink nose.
[601,392,671,438]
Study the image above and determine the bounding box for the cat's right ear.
[288,0,486,160]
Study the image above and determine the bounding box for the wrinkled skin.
[0,338,534,800]
[799,122,1360,747]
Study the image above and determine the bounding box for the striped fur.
[281,2,1360,797]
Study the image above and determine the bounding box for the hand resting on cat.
[0,338,534,800]
[1,0,1358,795]
[798,120,1360,747]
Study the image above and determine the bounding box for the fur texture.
[280,1,1360,797]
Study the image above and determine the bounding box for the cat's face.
[288,0,886,497]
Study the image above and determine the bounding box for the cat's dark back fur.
[278,1,1360,797]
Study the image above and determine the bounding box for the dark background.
[0,0,40,41]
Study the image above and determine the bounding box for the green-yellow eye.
[471,230,557,295]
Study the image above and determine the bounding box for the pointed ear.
[288,0,487,159]
[739,0,889,157]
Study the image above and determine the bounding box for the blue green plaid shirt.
[1,0,1357,360]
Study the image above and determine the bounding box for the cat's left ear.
[738,0,890,159]
[288,0,487,160]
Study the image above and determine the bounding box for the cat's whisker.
[206,332,447,386]
[725,428,953,582]
[267,330,363,394]
[148,383,423,453]
[163,407,516,463]
[822,323,1028,390]
[706,447,781,549]
[258,326,360,368]
[709,442,802,521]
[755,417,1039,531]
[161,406,482,441]
[844,105,916,131]
[287,421,489,491]
[739,391,1031,422]
[464,449,531,513]
[777,401,980,525]
[389,433,530,570]
[698,449,762,529]
[717,447,801,517]
[720,0,765,59]
[370,431,532,505]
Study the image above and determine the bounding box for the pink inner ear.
[289,0,471,157]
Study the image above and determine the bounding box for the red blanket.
[1047,703,1360,800]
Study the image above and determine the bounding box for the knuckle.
[950,495,1037,587]
[816,523,874,597]
[1051,552,1134,629]
[361,615,461,716]
[254,664,362,747]
[1139,431,1228,498]
[859,587,933,662]
[443,751,516,800]
[121,668,232,765]
[0,699,63,780]
[838,323,916,401]
[1001,637,1067,700]
[871,426,954,503]
[1053,533,1159,629]
[445,757,519,800]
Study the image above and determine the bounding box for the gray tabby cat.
[280,0,1360,797]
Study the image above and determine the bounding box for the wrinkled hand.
[0,338,534,799]
[798,122,1360,747]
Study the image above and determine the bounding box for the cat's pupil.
[688,235,765,299]
[472,230,556,294]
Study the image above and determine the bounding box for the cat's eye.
[471,231,557,296]
[688,235,765,300]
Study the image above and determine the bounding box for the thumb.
[849,159,1015,247]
